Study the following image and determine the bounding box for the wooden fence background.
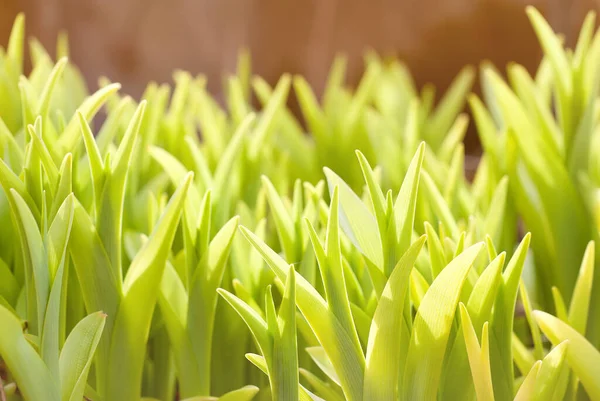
[1,0,598,117]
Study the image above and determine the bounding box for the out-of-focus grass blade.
[299,369,344,401]
[535,311,600,399]
[483,177,509,246]
[58,83,121,153]
[262,176,296,260]
[227,77,249,126]
[149,145,201,231]
[514,361,542,401]
[0,259,18,305]
[343,62,380,133]
[218,291,271,361]
[551,287,569,322]
[568,241,594,334]
[248,75,290,160]
[526,6,572,97]
[506,63,562,156]
[512,333,536,377]
[438,114,469,163]
[245,354,316,401]
[519,279,545,360]
[293,76,328,145]
[37,57,68,118]
[177,386,260,401]
[305,346,340,386]
[424,222,447,279]
[573,11,596,71]
[6,13,24,77]
[420,171,459,237]
[469,94,500,166]
[215,385,260,401]
[0,117,24,170]
[355,151,386,230]
[323,55,347,113]
[531,340,569,401]
[424,66,475,149]
[213,113,254,202]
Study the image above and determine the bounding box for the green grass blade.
[395,143,426,256]
[299,369,344,401]
[239,226,365,401]
[58,83,121,153]
[69,199,120,323]
[459,305,495,401]
[59,312,106,401]
[402,242,484,400]
[218,289,271,356]
[262,176,296,260]
[217,385,260,401]
[324,168,383,269]
[78,111,105,203]
[442,252,505,399]
[364,236,426,400]
[551,287,569,322]
[37,57,68,118]
[526,6,572,96]
[512,333,536,376]
[9,189,49,333]
[532,340,569,401]
[186,216,239,395]
[0,304,60,401]
[568,241,594,334]
[272,267,299,401]
[104,173,191,401]
[305,187,362,360]
[514,361,542,401]
[490,233,531,400]
[248,75,290,160]
[305,347,340,386]
[519,279,545,360]
[425,66,475,149]
[535,311,600,399]
[49,154,73,222]
[41,195,74,378]
[355,151,386,230]
[6,13,24,77]
[420,171,459,237]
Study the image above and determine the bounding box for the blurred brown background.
[0,0,597,110]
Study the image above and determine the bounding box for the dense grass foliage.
[1,6,600,401]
